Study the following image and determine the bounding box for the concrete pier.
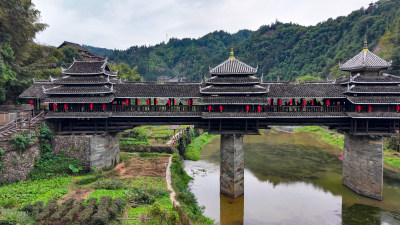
[220,134,244,198]
[342,133,383,200]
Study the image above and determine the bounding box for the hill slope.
[106,0,400,82]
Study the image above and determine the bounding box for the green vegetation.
[0,176,71,208]
[294,126,344,149]
[384,157,400,168]
[0,148,4,174]
[170,154,213,224]
[10,133,34,152]
[0,208,34,225]
[30,124,83,180]
[185,133,218,160]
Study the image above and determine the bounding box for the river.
[183,129,400,225]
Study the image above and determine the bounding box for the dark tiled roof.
[203,96,267,104]
[339,74,400,84]
[58,41,88,52]
[53,76,111,84]
[46,111,111,119]
[347,112,400,118]
[200,85,267,94]
[63,61,107,74]
[105,70,117,76]
[210,58,257,75]
[266,83,346,98]
[44,84,113,94]
[347,96,400,104]
[201,112,348,118]
[340,50,391,71]
[44,94,114,103]
[111,111,202,117]
[346,85,400,94]
[206,76,260,84]
[114,83,202,98]
[19,82,52,98]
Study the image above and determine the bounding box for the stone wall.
[220,134,244,198]
[342,133,383,200]
[0,141,40,184]
[53,133,120,169]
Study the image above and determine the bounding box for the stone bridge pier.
[342,133,383,200]
[220,134,244,198]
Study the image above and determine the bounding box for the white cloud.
[33,0,372,49]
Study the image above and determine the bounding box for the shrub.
[49,198,74,220]
[95,179,125,190]
[120,141,150,146]
[10,133,33,151]
[77,198,97,224]
[0,208,34,225]
[92,197,112,225]
[75,174,103,185]
[61,199,83,223]
[125,188,156,205]
[37,199,58,221]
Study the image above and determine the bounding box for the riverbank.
[184,133,218,161]
[292,126,400,169]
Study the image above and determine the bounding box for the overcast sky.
[33,0,372,50]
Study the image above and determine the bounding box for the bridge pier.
[342,133,383,200]
[220,134,244,198]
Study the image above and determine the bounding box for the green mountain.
[83,45,114,57]
[107,0,400,82]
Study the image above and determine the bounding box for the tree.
[295,74,321,82]
[59,46,82,65]
[109,62,142,82]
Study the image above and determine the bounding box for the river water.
[183,129,400,225]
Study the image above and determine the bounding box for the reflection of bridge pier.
[342,133,383,200]
[220,193,244,225]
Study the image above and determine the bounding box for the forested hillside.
[107,0,400,82]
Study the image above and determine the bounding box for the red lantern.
[188,99,192,105]
[208,105,212,112]
[357,105,361,112]
[64,104,68,111]
[278,99,282,106]
[289,99,293,105]
[368,105,372,112]
[219,105,223,112]
[53,104,57,111]
[126,99,129,105]
[311,99,314,105]
[136,99,140,105]
[174,99,176,105]
[146,99,150,105]
[155,99,158,105]
[337,102,340,106]
[396,105,400,112]
[90,103,94,110]
[112,102,116,105]
[257,106,261,112]
[326,100,330,106]
[269,99,272,105]
[28,100,34,106]
[167,99,171,105]
[246,105,250,112]
[302,100,306,106]
[122,101,125,105]
[102,104,106,110]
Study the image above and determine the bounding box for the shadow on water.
[184,130,400,225]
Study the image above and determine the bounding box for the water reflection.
[184,130,400,224]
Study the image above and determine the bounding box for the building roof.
[347,96,400,104]
[63,60,117,76]
[338,73,400,84]
[46,111,111,119]
[266,83,346,98]
[345,85,400,94]
[205,75,261,84]
[201,111,348,119]
[19,82,51,98]
[340,49,391,72]
[44,84,114,94]
[202,96,267,105]
[200,85,268,94]
[347,112,400,119]
[44,94,114,103]
[58,41,88,52]
[114,83,202,98]
[210,58,257,75]
[52,75,113,84]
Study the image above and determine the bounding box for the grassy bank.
[184,133,218,161]
[170,154,213,224]
[294,126,344,149]
[294,126,400,169]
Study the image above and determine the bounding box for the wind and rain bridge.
[20,44,399,201]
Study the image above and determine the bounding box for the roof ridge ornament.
[229,43,235,59]
[260,73,264,83]
[362,33,369,52]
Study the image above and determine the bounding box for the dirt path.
[117,157,170,179]
[166,156,180,206]
[58,188,94,204]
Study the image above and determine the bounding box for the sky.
[33,0,373,50]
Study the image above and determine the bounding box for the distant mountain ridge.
[85,0,400,82]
